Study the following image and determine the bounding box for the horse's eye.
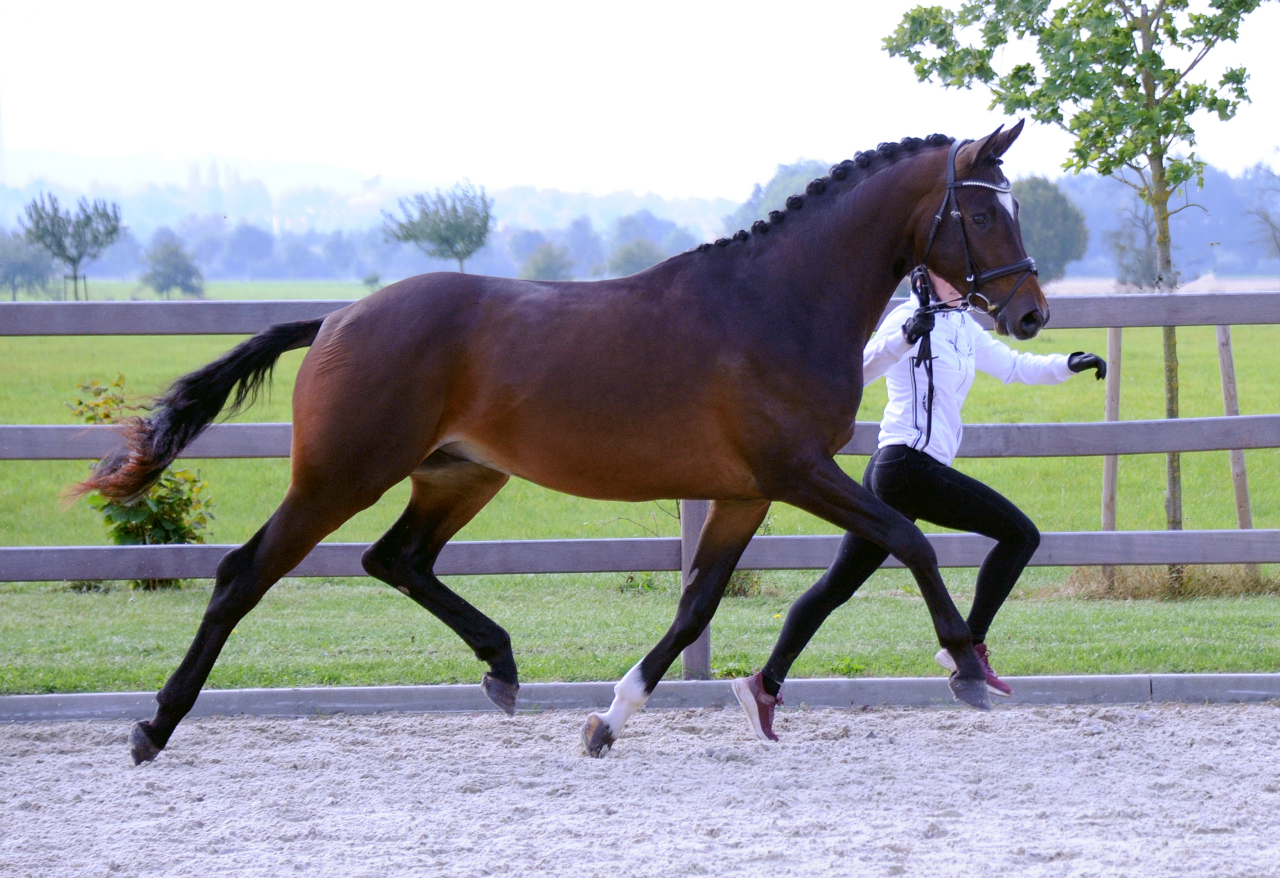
[971,213,989,226]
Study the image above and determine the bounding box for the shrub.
[829,657,866,677]
[618,571,658,594]
[1055,565,1280,601]
[711,660,755,680]
[68,376,214,590]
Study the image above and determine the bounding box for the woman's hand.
[1067,351,1107,380]
[902,310,935,344]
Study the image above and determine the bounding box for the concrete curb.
[2,674,1279,723]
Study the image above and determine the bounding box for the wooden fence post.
[679,498,711,680]
[1216,324,1258,578]
[1101,326,1122,589]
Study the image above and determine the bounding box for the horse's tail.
[72,318,325,504]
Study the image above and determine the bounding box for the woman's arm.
[972,324,1074,385]
[863,302,916,385]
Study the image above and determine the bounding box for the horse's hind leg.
[360,454,517,712]
[131,484,375,764]
[582,498,770,756]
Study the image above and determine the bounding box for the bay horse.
[76,123,1047,764]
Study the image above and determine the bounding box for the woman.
[732,272,1106,742]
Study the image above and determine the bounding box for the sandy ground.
[2,702,1279,878]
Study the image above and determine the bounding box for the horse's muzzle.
[1015,305,1047,339]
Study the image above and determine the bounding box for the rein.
[907,139,1039,450]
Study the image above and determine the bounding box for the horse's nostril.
[1020,310,1045,336]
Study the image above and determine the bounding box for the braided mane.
[695,133,954,253]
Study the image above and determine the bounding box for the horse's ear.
[957,119,1024,173]
[989,118,1025,157]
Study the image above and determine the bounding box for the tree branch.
[1161,43,1214,99]
[1152,0,1168,28]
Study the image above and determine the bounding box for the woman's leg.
[759,530,891,694]
[903,456,1040,644]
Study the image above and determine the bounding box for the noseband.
[914,138,1038,319]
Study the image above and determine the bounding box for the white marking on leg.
[594,662,649,736]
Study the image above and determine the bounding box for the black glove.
[902,309,935,344]
[1068,351,1107,380]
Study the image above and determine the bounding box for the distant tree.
[222,224,276,277]
[613,210,697,257]
[520,243,575,281]
[1111,195,1161,289]
[322,231,357,276]
[1250,166,1280,258]
[723,160,829,234]
[0,230,57,301]
[564,216,605,277]
[362,272,382,293]
[508,228,549,264]
[607,239,664,277]
[142,229,204,299]
[21,194,123,300]
[1011,177,1088,283]
[383,181,493,273]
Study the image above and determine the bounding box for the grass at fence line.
[2,570,1279,694]
[2,319,1277,549]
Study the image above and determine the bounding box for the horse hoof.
[130,722,162,765]
[581,714,615,758]
[482,673,519,716]
[948,674,992,711]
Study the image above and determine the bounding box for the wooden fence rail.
[5,414,1279,461]
[2,293,1277,678]
[3,292,1280,336]
[3,530,1279,583]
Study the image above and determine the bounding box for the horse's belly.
[439,432,760,502]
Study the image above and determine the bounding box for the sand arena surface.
[2,702,1279,877]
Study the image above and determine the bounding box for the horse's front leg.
[765,452,991,710]
[581,498,770,757]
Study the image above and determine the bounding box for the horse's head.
[915,121,1049,339]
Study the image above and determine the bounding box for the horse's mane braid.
[698,132,954,252]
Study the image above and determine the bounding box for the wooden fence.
[2,292,1279,678]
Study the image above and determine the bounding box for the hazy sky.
[2,1,1279,201]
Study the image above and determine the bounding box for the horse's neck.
[757,161,932,344]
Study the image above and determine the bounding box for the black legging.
[761,444,1040,692]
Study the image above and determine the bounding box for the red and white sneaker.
[935,643,1013,697]
[731,672,783,742]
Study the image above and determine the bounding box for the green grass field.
[3,573,1279,694]
[2,282,1278,693]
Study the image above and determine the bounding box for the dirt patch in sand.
[2,702,1279,877]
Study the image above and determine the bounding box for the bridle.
[906,138,1039,451]
[913,138,1038,319]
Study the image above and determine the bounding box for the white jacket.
[864,299,1074,466]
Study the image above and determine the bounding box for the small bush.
[65,580,113,594]
[711,660,755,680]
[829,657,866,677]
[1051,565,1280,601]
[618,571,658,594]
[68,376,214,590]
